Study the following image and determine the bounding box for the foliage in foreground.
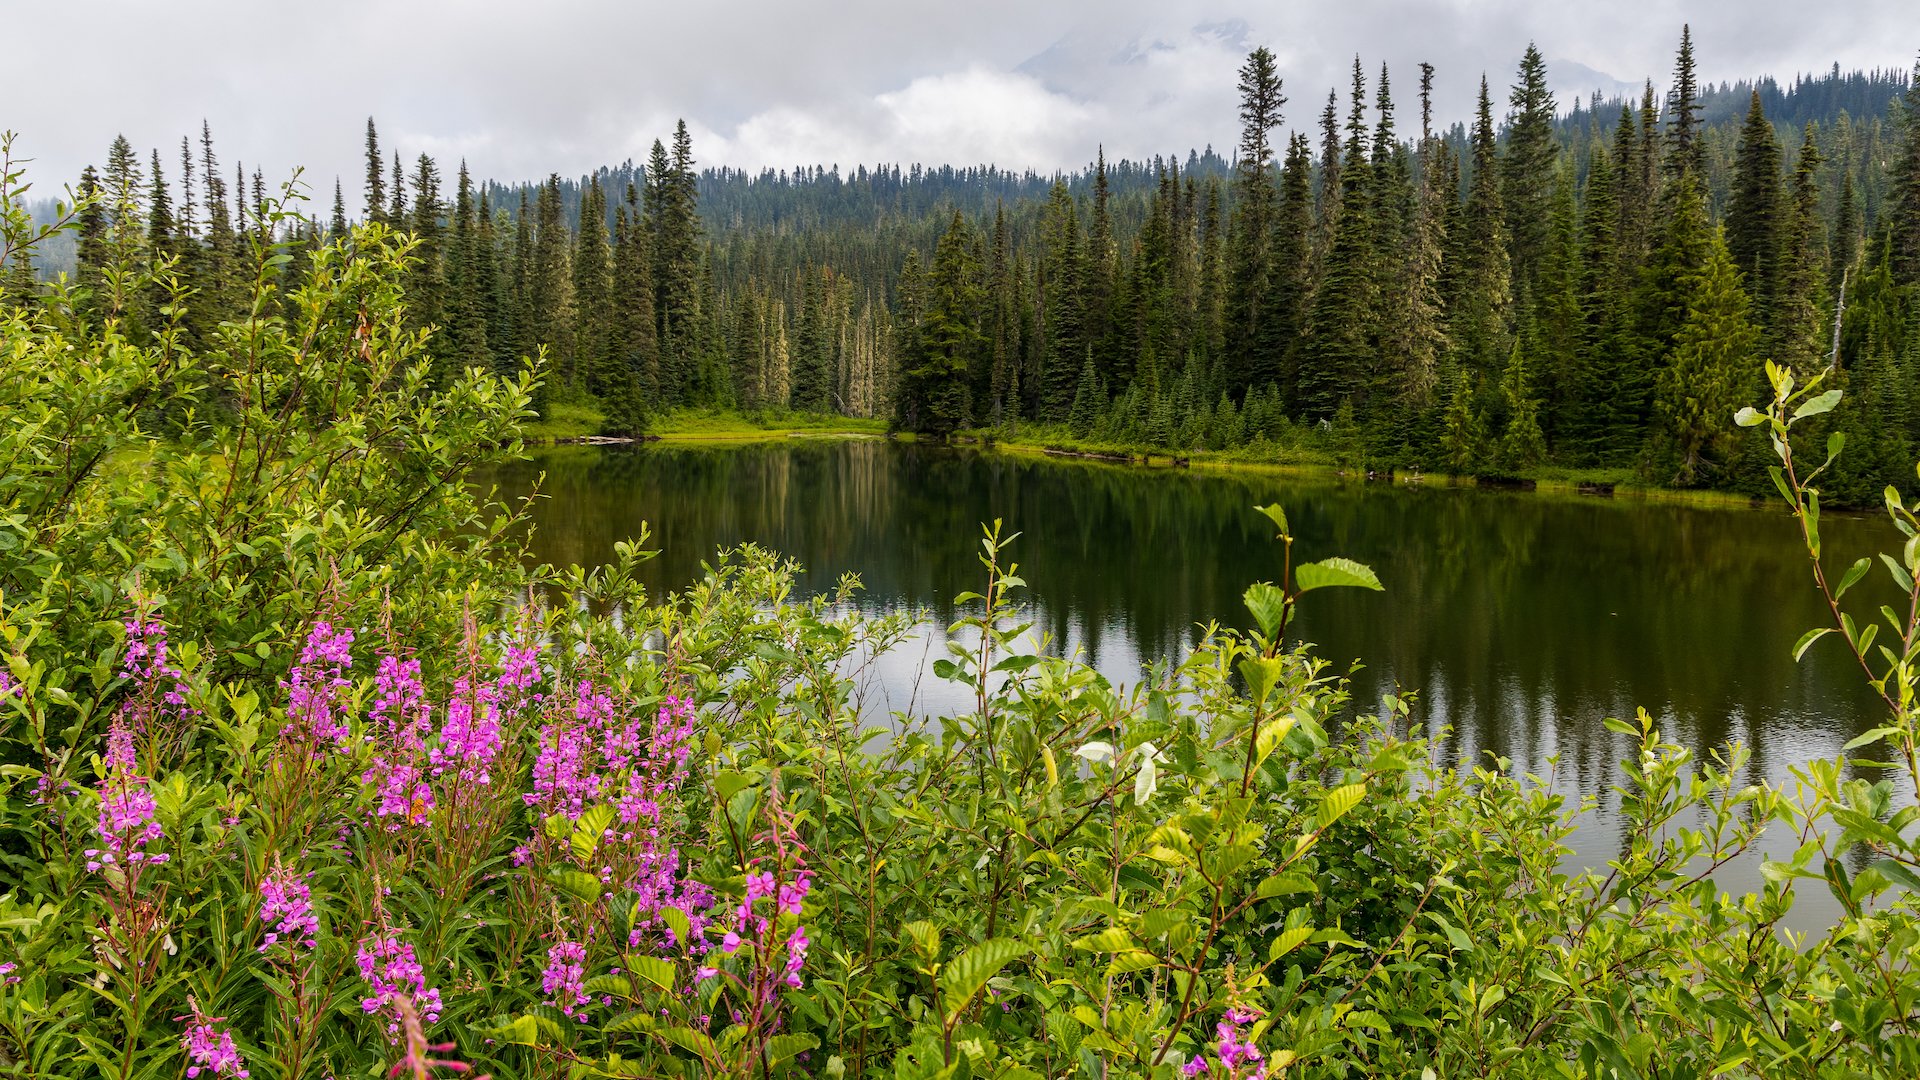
[4,149,1920,1079]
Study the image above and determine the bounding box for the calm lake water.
[490,436,1899,897]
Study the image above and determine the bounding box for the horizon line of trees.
[11,28,1920,496]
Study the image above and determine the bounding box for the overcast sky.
[9,1,1916,203]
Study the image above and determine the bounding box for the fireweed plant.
[2,146,1920,1078]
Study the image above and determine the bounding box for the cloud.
[6,0,1914,198]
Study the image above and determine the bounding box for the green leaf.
[1267,925,1312,963]
[939,938,1023,1021]
[1294,557,1383,594]
[1106,949,1159,977]
[1254,871,1317,899]
[550,869,603,904]
[1242,582,1289,637]
[570,804,616,863]
[1791,628,1832,662]
[628,955,675,993]
[1835,557,1871,599]
[768,1034,820,1067]
[1238,656,1284,709]
[1071,927,1134,952]
[1733,406,1765,427]
[1319,782,1366,829]
[1254,503,1289,537]
[1794,388,1843,420]
[659,905,691,947]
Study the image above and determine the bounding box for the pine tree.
[1297,59,1378,420]
[1039,181,1083,419]
[1226,47,1286,391]
[1773,128,1830,371]
[1888,58,1920,281]
[1499,335,1547,469]
[572,177,613,393]
[1447,76,1513,382]
[1503,44,1558,294]
[611,183,660,400]
[363,118,386,224]
[1665,25,1705,182]
[898,212,981,434]
[443,161,491,373]
[1725,91,1781,316]
[1657,227,1759,484]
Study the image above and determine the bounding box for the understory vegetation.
[5,142,1920,1080]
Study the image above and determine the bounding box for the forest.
[18,28,1920,497]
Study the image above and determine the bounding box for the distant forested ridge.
[14,28,1920,496]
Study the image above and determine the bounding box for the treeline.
[19,28,1920,493]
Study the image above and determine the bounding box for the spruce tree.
[1503,44,1558,294]
[1888,57,1920,281]
[1039,181,1083,420]
[1297,59,1378,420]
[611,183,660,401]
[1725,91,1781,315]
[1773,128,1830,371]
[898,211,981,435]
[1226,47,1286,391]
[1657,227,1759,484]
[1665,25,1705,182]
[363,118,386,224]
[1447,76,1513,383]
[572,177,614,393]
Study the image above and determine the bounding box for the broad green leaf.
[628,955,675,993]
[1071,927,1134,953]
[659,905,691,947]
[550,869,602,904]
[1254,503,1289,537]
[1794,388,1842,420]
[1294,557,1383,594]
[1319,782,1366,829]
[1238,656,1284,708]
[1835,557,1871,599]
[768,1034,820,1067]
[1791,628,1831,662]
[1107,949,1159,977]
[1733,405,1765,427]
[1133,744,1160,805]
[1243,582,1289,637]
[1267,925,1312,962]
[1254,871,1316,899]
[939,938,1023,1021]
[570,804,616,863]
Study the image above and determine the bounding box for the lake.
[489,436,1897,894]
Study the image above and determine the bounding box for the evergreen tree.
[1773,128,1830,371]
[611,183,660,401]
[572,177,613,393]
[898,212,981,434]
[1888,58,1920,281]
[1725,91,1781,316]
[1039,181,1083,419]
[1499,335,1547,469]
[443,162,491,373]
[363,118,386,224]
[1503,44,1558,294]
[1665,25,1706,182]
[1297,59,1378,420]
[1447,76,1513,382]
[1657,227,1759,483]
[1226,46,1286,391]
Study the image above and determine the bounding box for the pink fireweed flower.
[1209,1006,1267,1080]
[258,864,318,952]
[782,925,809,989]
[356,933,443,1035]
[0,667,17,701]
[361,656,436,829]
[283,621,356,751]
[180,1000,249,1077]
[120,617,187,708]
[541,939,590,1017]
[1182,1056,1210,1077]
[778,872,810,916]
[430,678,502,786]
[85,717,167,872]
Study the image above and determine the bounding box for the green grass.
[648,407,887,440]
[521,401,607,442]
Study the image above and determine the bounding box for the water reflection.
[490,438,1893,840]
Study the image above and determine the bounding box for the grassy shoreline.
[522,404,1761,509]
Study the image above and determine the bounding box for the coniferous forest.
[20,28,1920,497]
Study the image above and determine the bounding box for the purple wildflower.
[361,655,436,829]
[180,1000,249,1077]
[258,864,318,952]
[541,939,590,1017]
[283,621,355,752]
[356,933,442,1035]
[85,717,167,872]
